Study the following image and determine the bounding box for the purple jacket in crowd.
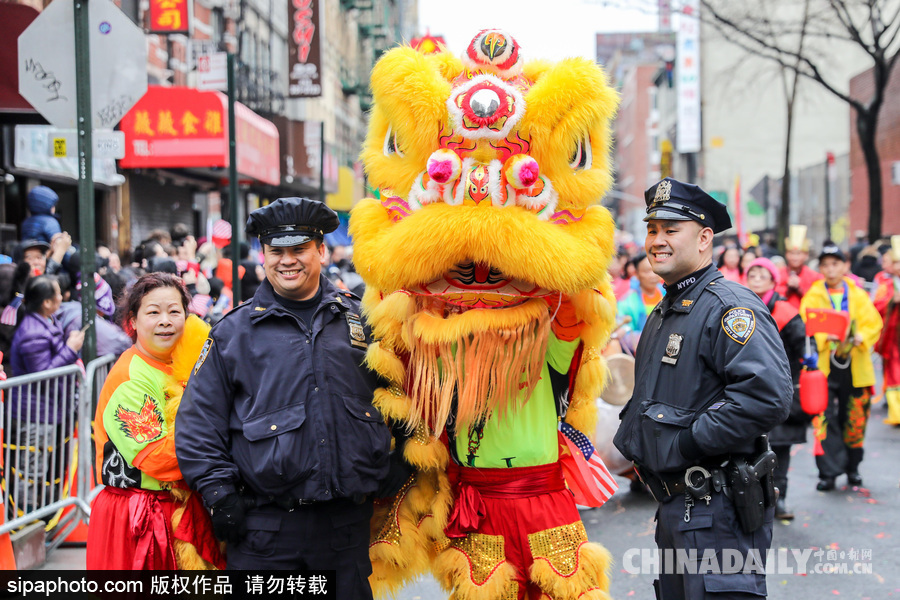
[9,312,79,423]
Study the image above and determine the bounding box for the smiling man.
[614,178,792,600]
[176,198,402,598]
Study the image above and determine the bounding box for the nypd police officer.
[176,198,394,596]
[613,179,792,599]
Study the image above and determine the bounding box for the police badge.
[722,307,756,345]
[662,333,683,364]
[346,313,368,349]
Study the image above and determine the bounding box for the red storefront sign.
[149,0,189,33]
[287,0,322,97]
[120,86,280,186]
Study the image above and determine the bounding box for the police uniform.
[176,198,391,598]
[613,179,793,599]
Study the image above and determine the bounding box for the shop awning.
[119,85,280,186]
[0,4,44,123]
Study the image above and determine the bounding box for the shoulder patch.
[193,338,213,374]
[721,307,756,345]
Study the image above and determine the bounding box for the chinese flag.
[804,307,850,338]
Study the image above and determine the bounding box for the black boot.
[816,477,836,491]
[847,472,863,487]
[775,498,795,520]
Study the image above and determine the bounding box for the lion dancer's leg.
[435,462,611,600]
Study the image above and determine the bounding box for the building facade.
[0,0,417,260]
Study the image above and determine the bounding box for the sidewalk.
[39,544,84,570]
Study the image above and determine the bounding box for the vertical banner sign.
[658,0,673,32]
[676,0,701,154]
[288,0,322,98]
[149,0,190,34]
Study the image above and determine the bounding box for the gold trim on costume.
[582,346,602,363]
[372,476,416,547]
[450,533,507,584]
[527,521,589,576]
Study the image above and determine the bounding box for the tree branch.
[699,0,868,111]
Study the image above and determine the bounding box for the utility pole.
[227,52,241,305]
[75,0,96,363]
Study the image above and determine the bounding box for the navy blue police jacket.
[175,275,391,507]
[613,265,792,475]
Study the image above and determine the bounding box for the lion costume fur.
[351,30,620,600]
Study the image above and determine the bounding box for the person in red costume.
[87,273,223,570]
[875,237,900,425]
[777,225,823,308]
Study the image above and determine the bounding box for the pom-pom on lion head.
[350,32,619,438]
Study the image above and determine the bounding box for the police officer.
[613,178,792,599]
[176,198,397,597]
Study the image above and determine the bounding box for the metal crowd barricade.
[80,355,115,510]
[0,354,115,557]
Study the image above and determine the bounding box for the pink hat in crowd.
[746,257,780,284]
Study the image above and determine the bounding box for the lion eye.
[383,125,404,157]
[568,134,592,171]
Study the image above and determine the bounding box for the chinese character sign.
[149,0,189,33]
[120,86,227,169]
[288,0,322,98]
[676,0,701,154]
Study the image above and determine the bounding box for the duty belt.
[249,493,368,511]
[635,463,729,503]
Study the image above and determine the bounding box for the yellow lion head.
[350,31,619,437]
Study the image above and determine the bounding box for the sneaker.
[847,472,863,487]
[816,477,836,491]
[775,498,795,520]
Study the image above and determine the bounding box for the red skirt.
[87,486,224,570]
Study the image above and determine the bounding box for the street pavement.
[40,403,899,599]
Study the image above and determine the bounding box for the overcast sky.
[417,0,659,63]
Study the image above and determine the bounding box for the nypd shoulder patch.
[193,338,213,374]
[721,307,756,345]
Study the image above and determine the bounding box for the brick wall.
[849,65,900,237]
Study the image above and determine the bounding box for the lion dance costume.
[350,30,620,600]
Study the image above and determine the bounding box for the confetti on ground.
[876,532,886,539]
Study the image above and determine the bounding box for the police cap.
[643,177,732,234]
[245,197,339,247]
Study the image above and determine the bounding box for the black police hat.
[643,177,732,234]
[818,241,847,262]
[246,197,339,247]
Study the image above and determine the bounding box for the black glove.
[209,493,248,544]
[376,451,414,498]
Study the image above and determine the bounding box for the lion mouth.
[404,261,555,309]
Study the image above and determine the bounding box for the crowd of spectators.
[1,187,363,380]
